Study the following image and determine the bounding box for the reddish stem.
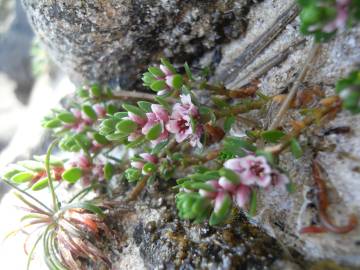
[299,226,327,234]
[300,161,358,234]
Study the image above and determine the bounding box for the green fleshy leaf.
[61,202,104,218]
[116,119,138,134]
[17,160,44,172]
[188,182,216,192]
[146,123,162,141]
[43,119,62,129]
[224,116,235,132]
[142,162,157,175]
[31,177,49,191]
[190,171,220,182]
[104,163,114,181]
[73,133,92,152]
[148,67,165,78]
[3,168,22,180]
[147,174,157,185]
[209,193,232,226]
[199,106,216,125]
[126,136,146,148]
[212,96,228,109]
[184,62,194,81]
[106,104,117,115]
[105,133,128,141]
[171,74,183,90]
[62,168,82,183]
[125,168,141,182]
[90,83,102,97]
[223,136,257,153]
[101,118,116,129]
[160,58,177,74]
[151,140,168,155]
[290,138,303,159]
[155,96,171,111]
[300,6,323,25]
[93,132,109,145]
[122,104,146,118]
[57,112,76,124]
[113,112,129,119]
[142,72,156,86]
[255,150,276,165]
[137,101,153,113]
[11,172,34,184]
[77,88,89,98]
[219,168,240,184]
[261,130,286,143]
[82,104,97,121]
[176,177,191,185]
[150,80,167,92]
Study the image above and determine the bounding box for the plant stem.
[127,175,149,201]
[97,90,176,103]
[268,40,321,130]
[266,100,341,155]
[68,185,95,204]
[215,99,266,117]
[107,90,156,101]
[45,140,60,212]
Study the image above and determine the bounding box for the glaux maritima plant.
[2,0,360,267]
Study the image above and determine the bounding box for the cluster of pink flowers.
[126,95,203,147]
[127,104,169,144]
[130,153,158,175]
[65,104,106,133]
[156,65,178,96]
[322,0,350,33]
[65,154,105,185]
[167,95,203,148]
[199,156,288,213]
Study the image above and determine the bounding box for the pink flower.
[160,65,173,76]
[142,105,169,143]
[65,154,91,170]
[234,185,251,207]
[154,64,179,96]
[218,176,237,192]
[195,155,288,213]
[224,156,272,187]
[127,112,147,142]
[64,105,106,133]
[65,155,106,185]
[166,95,203,147]
[198,179,250,209]
[199,180,220,199]
[214,191,231,214]
[93,104,106,118]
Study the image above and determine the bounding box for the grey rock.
[22,0,255,89]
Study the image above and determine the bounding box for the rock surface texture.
[20,0,360,269]
[22,0,254,89]
[215,0,360,267]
